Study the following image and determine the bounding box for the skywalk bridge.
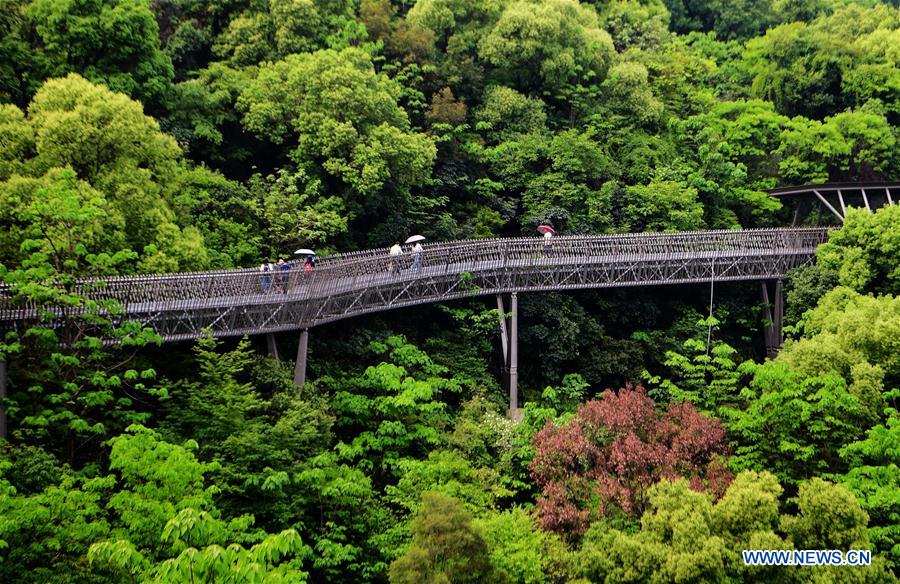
[1,228,829,410]
[1,228,829,340]
[0,182,896,426]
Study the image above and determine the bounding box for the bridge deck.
[0,227,831,341]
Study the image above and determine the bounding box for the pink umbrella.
[537,225,556,235]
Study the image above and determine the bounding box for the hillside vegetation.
[0,0,898,581]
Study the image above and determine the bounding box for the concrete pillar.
[509,292,518,416]
[761,281,785,358]
[266,333,280,364]
[0,355,7,441]
[774,280,784,346]
[760,282,776,359]
[294,329,309,387]
[496,295,508,368]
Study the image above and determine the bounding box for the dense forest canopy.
[0,0,898,581]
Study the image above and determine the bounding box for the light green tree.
[575,472,894,582]
[724,360,871,484]
[238,48,435,243]
[476,507,568,584]
[838,413,900,570]
[389,492,500,584]
[815,206,900,296]
[0,168,162,465]
[478,0,615,93]
[0,74,216,272]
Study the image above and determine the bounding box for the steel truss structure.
[770,182,898,222]
[0,228,830,342]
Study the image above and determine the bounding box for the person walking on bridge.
[260,257,275,292]
[389,241,403,274]
[538,224,555,257]
[303,254,316,275]
[276,258,292,293]
[410,241,423,272]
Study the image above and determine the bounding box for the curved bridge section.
[1,228,830,342]
[770,182,898,222]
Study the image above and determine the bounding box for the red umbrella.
[537,225,556,235]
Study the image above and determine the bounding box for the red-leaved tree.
[530,386,732,537]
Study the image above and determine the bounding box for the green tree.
[389,492,500,584]
[779,287,900,412]
[777,108,897,185]
[616,179,706,232]
[644,318,743,413]
[815,206,900,296]
[386,450,512,514]
[575,472,894,582]
[475,85,548,144]
[161,335,334,527]
[478,0,615,94]
[475,507,567,584]
[0,0,44,104]
[838,414,900,570]
[664,0,779,40]
[247,168,348,255]
[785,206,900,324]
[26,0,174,108]
[725,360,872,484]
[0,74,220,272]
[213,0,363,66]
[0,425,310,582]
[323,336,456,482]
[238,48,436,244]
[683,100,789,189]
[744,4,900,120]
[0,168,162,465]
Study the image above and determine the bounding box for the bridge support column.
[509,292,519,418]
[761,281,784,359]
[294,329,309,387]
[0,355,7,441]
[496,295,509,368]
[266,333,280,364]
[774,280,784,347]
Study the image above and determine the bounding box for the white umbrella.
[405,235,426,244]
[294,248,317,256]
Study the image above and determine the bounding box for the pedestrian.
[543,229,553,257]
[277,258,292,293]
[259,257,274,292]
[410,241,423,272]
[389,241,403,274]
[303,254,316,275]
